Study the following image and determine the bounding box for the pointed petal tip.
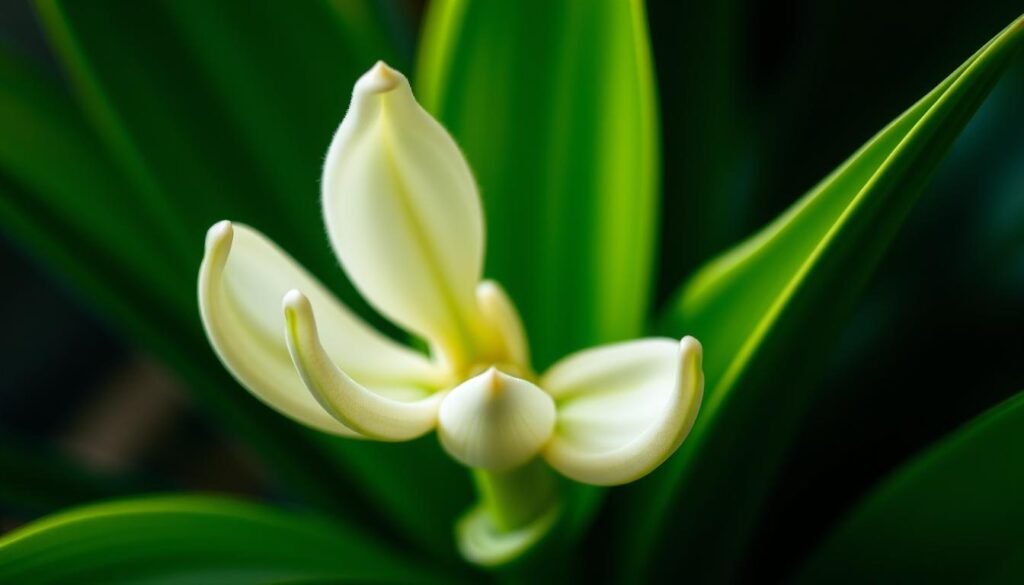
[282,288,310,313]
[283,290,442,441]
[541,337,705,486]
[439,369,556,470]
[205,220,233,252]
[679,335,703,361]
[355,60,404,95]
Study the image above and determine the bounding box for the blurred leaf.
[648,0,749,290]
[614,14,1024,582]
[0,50,185,314]
[33,0,401,296]
[0,495,443,585]
[795,391,1024,584]
[0,42,383,535]
[417,0,659,369]
[0,0,472,555]
[0,431,145,516]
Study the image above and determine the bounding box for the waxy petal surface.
[284,290,445,441]
[438,369,555,471]
[541,337,704,485]
[323,62,485,366]
[198,221,439,436]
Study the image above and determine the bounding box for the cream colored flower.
[198,61,703,563]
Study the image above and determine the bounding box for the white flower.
[198,61,703,561]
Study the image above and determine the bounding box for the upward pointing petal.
[541,337,704,486]
[198,221,441,437]
[323,62,485,367]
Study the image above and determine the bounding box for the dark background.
[1,1,1022,582]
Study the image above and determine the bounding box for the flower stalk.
[473,459,559,534]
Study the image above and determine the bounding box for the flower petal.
[476,280,530,372]
[437,368,556,471]
[540,337,704,486]
[283,290,445,441]
[198,221,440,437]
[456,500,560,567]
[322,62,485,366]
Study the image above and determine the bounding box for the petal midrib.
[378,104,478,367]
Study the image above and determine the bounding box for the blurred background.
[1,1,1021,582]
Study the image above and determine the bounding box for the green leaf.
[0,46,418,542]
[416,0,659,558]
[0,495,443,585]
[4,0,475,556]
[416,0,660,369]
[647,0,749,287]
[795,391,1024,584]
[614,14,1024,582]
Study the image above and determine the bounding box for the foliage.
[0,1,1021,582]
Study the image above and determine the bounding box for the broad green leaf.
[14,0,474,556]
[614,14,1024,582]
[416,0,659,558]
[416,0,659,369]
[795,391,1024,584]
[0,495,443,585]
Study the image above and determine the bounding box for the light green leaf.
[795,391,1024,584]
[615,14,1024,582]
[0,495,444,585]
[416,0,659,369]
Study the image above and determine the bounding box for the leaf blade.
[4,2,469,555]
[0,495,441,585]
[417,0,660,368]
[616,14,1024,582]
[795,391,1024,584]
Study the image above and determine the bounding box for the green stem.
[472,458,559,532]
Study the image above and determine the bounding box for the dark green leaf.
[2,1,471,554]
[795,391,1024,584]
[0,46,406,541]
[614,13,1024,582]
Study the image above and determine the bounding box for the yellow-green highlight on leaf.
[416,0,661,556]
[0,495,445,585]
[796,391,1024,584]
[416,0,660,370]
[616,12,1024,583]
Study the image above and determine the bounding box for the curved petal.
[437,368,555,471]
[476,280,531,373]
[322,62,485,367]
[540,337,704,486]
[283,290,444,441]
[456,500,560,567]
[198,221,440,437]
